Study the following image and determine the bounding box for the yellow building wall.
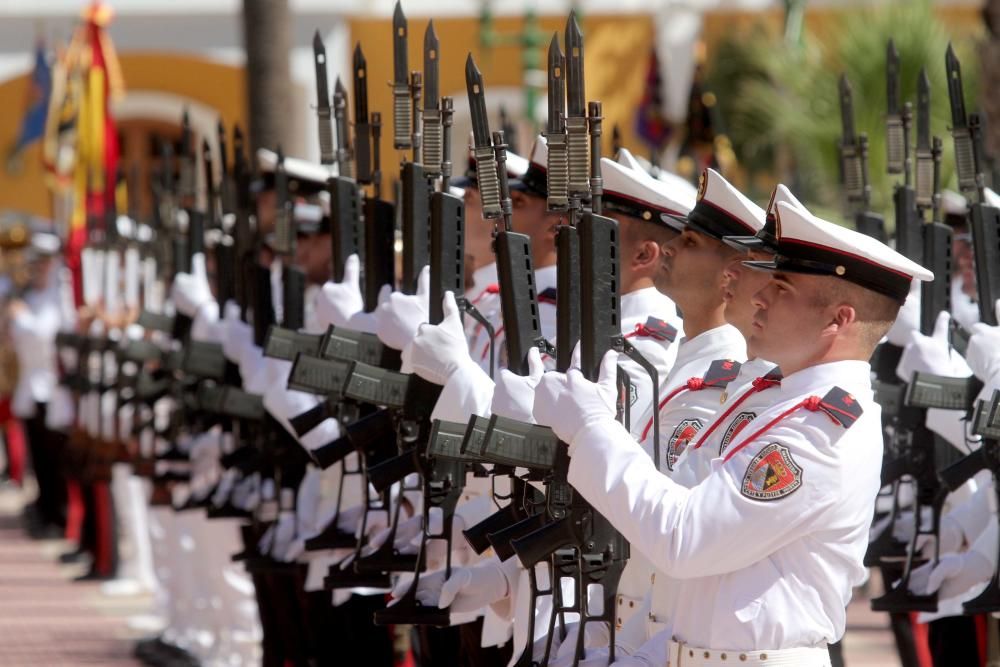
[0,53,245,220]
[348,14,656,182]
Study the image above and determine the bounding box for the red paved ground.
[0,483,906,666]
[0,489,143,667]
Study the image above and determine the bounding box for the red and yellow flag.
[44,1,124,305]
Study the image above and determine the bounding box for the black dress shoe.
[58,548,89,564]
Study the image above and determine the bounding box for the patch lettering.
[666,418,703,471]
[741,443,803,501]
[719,411,756,456]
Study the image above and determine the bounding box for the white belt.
[668,640,831,667]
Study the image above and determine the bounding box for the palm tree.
[707,0,979,226]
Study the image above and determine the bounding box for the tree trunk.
[980,0,1000,170]
[242,0,292,157]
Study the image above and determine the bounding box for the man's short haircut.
[814,279,902,348]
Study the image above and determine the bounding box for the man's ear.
[821,303,857,336]
[632,239,660,272]
[510,191,528,209]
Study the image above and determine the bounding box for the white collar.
[620,287,678,324]
[535,264,558,292]
[777,359,872,400]
[674,324,747,370]
[470,263,498,291]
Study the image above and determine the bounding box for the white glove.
[534,345,619,445]
[885,282,920,346]
[363,513,424,557]
[170,253,213,317]
[316,254,364,328]
[400,559,510,614]
[416,512,472,571]
[263,510,297,560]
[407,292,479,386]
[222,302,252,363]
[491,347,545,422]
[909,550,993,600]
[896,311,970,383]
[534,622,611,665]
[346,285,392,334]
[376,265,430,350]
[918,514,965,557]
[966,302,1000,382]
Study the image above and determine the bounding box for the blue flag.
[14,43,52,153]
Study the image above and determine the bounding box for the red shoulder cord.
[638,372,737,442]
[690,376,780,451]
[624,322,659,340]
[721,395,841,463]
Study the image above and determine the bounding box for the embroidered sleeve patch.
[816,387,863,428]
[666,418,703,471]
[703,359,742,388]
[719,411,756,456]
[643,317,678,343]
[740,443,803,501]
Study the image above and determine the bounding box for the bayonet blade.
[546,32,565,135]
[353,43,372,183]
[273,148,293,255]
[914,68,934,207]
[314,31,334,165]
[565,12,585,117]
[393,1,408,87]
[423,20,439,110]
[333,77,353,179]
[946,43,967,129]
[466,54,491,149]
[885,41,904,175]
[392,0,412,149]
[353,43,369,123]
[465,54,501,218]
[886,40,900,116]
[916,68,931,150]
[839,74,856,144]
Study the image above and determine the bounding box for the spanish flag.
[44,2,124,306]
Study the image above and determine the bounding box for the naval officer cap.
[615,148,699,204]
[663,167,765,240]
[255,148,334,196]
[601,150,696,223]
[517,135,550,197]
[723,184,805,253]
[744,201,934,301]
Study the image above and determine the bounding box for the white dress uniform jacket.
[9,282,64,418]
[614,324,747,647]
[567,359,880,652]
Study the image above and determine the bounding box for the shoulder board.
[816,386,864,428]
[702,359,742,388]
[641,317,678,343]
[538,287,558,305]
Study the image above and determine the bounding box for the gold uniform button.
[835,265,846,276]
[628,600,634,608]
[721,653,727,660]
[760,653,767,661]
[689,650,694,657]
[704,651,710,659]
[739,654,747,662]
